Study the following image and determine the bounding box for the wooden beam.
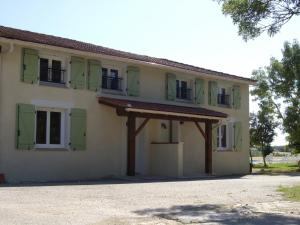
[134,118,149,137]
[169,120,173,143]
[205,121,213,174]
[127,113,136,176]
[194,121,206,139]
[116,108,220,124]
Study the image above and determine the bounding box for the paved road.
[0,174,300,225]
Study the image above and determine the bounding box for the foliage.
[216,0,300,40]
[250,102,277,166]
[254,163,299,173]
[278,184,300,201]
[251,40,300,153]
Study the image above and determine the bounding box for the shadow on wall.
[133,204,300,225]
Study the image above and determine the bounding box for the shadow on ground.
[133,204,300,225]
[0,175,247,187]
[1,173,299,187]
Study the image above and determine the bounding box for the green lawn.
[253,163,299,173]
[278,184,300,201]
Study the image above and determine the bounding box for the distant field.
[253,163,299,173]
[252,154,300,165]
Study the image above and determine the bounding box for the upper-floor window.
[176,80,192,101]
[218,88,230,106]
[102,67,123,91]
[39,57,66,85]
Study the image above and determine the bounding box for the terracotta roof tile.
[98,97,227,118]
[0,25,255,83]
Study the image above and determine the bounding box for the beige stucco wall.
[0,42,250,182]
[150,142,183,177]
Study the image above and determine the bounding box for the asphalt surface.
[0,174,299,225]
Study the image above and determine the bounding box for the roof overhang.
[0,25,256,85]
[98,97,227,123]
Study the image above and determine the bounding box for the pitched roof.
[98,97,227,119]
[0,25,254,83]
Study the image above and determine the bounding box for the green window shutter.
[70,108,87,151]
[166,73,176,101]
[16,104,35,150]
[22,48,38,84]
[70,56,85,89]
[212,124,218,151]
[195,78,205,104]
[233,85,241,109]
[208,81,218,106]
[127,66,140,96]
[234,121,242,151]
[227,87,233,108]
[87,60,101,91]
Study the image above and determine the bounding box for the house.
[0,26,255,183]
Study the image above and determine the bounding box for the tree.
[216,0,300,40]
[251,40,300,152]
[250,103,277,167]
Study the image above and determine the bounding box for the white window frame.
[35,107,66,149]
[38,54,66,85]
[217,123,229,151]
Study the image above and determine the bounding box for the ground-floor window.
[35,108,66,148]
[217,123,228,150]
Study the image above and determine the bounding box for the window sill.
[217,104,231,108]
[34,148,69,151]
[39,81,67,88]
[175,98,193,103]
[215,149,235,152]
[102,88,125,95]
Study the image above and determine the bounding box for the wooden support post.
[169,120,173,143]
[127,113,136,176]
[205,121,212,174]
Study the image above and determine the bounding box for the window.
[218,88,230,105]
[102,67,122,91]
[35,108,66,148]
[39,57,65,85]
[176,80,191,100]
[217,124,228,150]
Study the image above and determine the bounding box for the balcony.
[102,75,123,91]
[218,94,230,106]
[40,68,66,85]
[176,87,192,101]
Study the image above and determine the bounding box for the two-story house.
[0,26,255,183]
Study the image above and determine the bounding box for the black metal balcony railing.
[218,94,230,105]
[102,75,122,91]
[40,68,66,84]
[176,87,192,100]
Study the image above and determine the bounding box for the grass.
[253,163,299,173]
[278,184,300,201]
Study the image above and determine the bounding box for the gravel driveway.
[0,174,300,225]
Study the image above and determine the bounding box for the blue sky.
[1,0,300,145]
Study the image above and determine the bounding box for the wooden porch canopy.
[98,97,227,176]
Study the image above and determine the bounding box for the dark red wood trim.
[134,118,150,137]
[205,121,213,174]
[116,109,219,123]
[194,121,206,139]
[127,113,136,176]
[169,120,173,143]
